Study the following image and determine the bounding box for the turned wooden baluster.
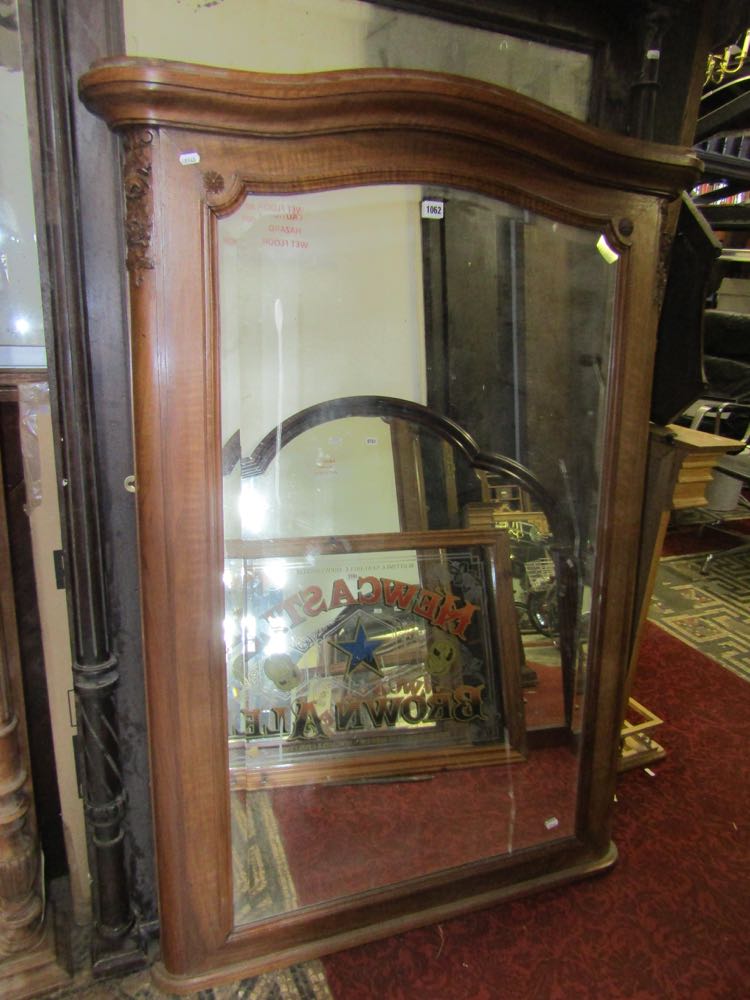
[0,453,44,956]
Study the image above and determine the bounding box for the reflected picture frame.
[224,528,526,789]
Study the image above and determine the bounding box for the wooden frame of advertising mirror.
[79,58,698,990]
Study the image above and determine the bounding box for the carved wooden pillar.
[0,724,41,957]
[0,452,44,954]
[0,450,69,999]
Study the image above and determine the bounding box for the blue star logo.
[332,623,384,678]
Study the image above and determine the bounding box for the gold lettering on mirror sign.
[240,684,487,741]
[261,576,479,640]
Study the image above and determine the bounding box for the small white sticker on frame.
[421,199,445,220]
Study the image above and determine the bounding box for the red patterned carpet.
[322,622,750,999]
[269,744,577,907]
[661,516,750,557]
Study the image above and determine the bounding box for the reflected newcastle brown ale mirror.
[79,56,699,991]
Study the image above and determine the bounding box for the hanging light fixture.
[706,28,750,87]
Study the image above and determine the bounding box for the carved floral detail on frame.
[122,129,155,285]
[203,170,225,195]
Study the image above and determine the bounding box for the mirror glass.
[124,0,591,121]
[0,3,47,368]
[219,184,617,925]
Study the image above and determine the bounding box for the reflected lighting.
[596,234,619,264]
[223,614,240,651]
[264,626,290,656]
[239,480,270,535]
[241,614,257,639]
[13,315,32,335]
[264,558,288,589]
[223,563,246,589]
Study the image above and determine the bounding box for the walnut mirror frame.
[79,58,698,991]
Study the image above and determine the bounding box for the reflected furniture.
[622,421,742,769]
[79,58,699,991]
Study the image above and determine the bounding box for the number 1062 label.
[421,199,445,220]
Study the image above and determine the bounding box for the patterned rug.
[232,790,298,925]
[45,794,331,1000]
[650,546,750,682]
[47,958,333,1000]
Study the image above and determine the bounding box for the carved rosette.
[203,170,225,195]
[123,129,155,286]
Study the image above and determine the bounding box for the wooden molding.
[152,841,617,994]
[122,129,156,285]
[79,58,701,198]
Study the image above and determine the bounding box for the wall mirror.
[218,184,616,925]
[79,58,698,990]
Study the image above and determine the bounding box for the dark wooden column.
[18,0,146,976]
